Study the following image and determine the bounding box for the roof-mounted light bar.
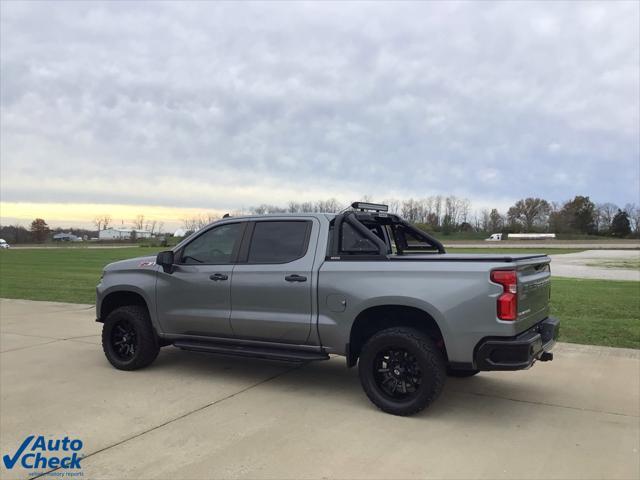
[351,201,389,212]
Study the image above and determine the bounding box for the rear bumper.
[474,317,560,371]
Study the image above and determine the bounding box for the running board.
[173,340,330,363]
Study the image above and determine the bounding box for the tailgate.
[516,257,551,331]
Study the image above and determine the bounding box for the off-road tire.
[358,327,446,416]
[102,305,160,370]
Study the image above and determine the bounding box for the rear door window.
[247,221,311,264]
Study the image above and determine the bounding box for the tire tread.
[102,305,159,370]
[359,327,446,416]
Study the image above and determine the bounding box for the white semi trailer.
[485,233,556,241]
[508,233,556,240]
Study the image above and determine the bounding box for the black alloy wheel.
[110,319,137,361]
[373,348,422,400]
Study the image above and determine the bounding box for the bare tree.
[93,216,103,232]
[101,215,112,230]
[288,201,301,213]
[385,198,401,215]
[182,216,198,231]
[145,220,158,235]
[203,213,219,226]
[133,215,145,231]
[401,199,418,222]
[444,196,459,226]
[433,196,442,227]
[624,203,640,235]
[596,203,618,233]
[489,209,503,232]
[480,209,491,231]
[422,197,435,223]
[459,198,471,224]
[322,198,342,213]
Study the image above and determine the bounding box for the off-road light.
[351,202,389,212]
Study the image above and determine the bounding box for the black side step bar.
[173,340,330,363]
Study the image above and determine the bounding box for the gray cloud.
[1,0,638,212]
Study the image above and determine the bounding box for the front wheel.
[358,327,446,416]
[102,305,159,370]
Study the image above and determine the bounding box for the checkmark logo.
[3,435,34,469]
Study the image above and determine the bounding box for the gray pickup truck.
[96,202,559,416]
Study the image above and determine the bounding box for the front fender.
[96,269,160,333]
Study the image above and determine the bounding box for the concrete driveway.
[549,250,640,281]
[1,299,638,480]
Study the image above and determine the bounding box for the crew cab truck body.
[97,203,559,415]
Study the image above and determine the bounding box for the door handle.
[285,274,307,282]
[209,273,228,281]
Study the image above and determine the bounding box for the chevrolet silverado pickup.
[96,202,559,416]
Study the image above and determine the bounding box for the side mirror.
[156,250,175,273]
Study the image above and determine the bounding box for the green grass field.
[550,278,639,349]
[0,247,161,304]
[1,248,638,349]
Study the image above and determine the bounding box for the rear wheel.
[102,305,159,370]
[358,327,446,416]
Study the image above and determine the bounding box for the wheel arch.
[347,303,448,368]
[98,289,151,323]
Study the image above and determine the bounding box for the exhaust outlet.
[540,352,553,362]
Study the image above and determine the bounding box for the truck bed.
[389,253,548,263]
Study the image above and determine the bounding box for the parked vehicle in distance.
[96,202,559,416]
[52,232,83,242]
[0,239,10,249]
[485,233,503,241]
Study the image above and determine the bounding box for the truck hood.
[104,255,157,272]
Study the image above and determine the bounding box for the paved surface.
[1,299,639,480]
[549,249,640,281]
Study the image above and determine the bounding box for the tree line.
[91,214,164,235]
[0,219,98,244]
[1,195,638,244]
[238,195,639,238]
[0,215,166,244]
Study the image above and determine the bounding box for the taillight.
[491,269,518,321]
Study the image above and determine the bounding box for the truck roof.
[217,213,336,221]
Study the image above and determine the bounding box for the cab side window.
[181,223,244,264]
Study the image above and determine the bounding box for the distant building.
[173,228,188,237]
[53,232,82,242]
[99,228,152,240]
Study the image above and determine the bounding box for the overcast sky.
[1,1,639,228]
